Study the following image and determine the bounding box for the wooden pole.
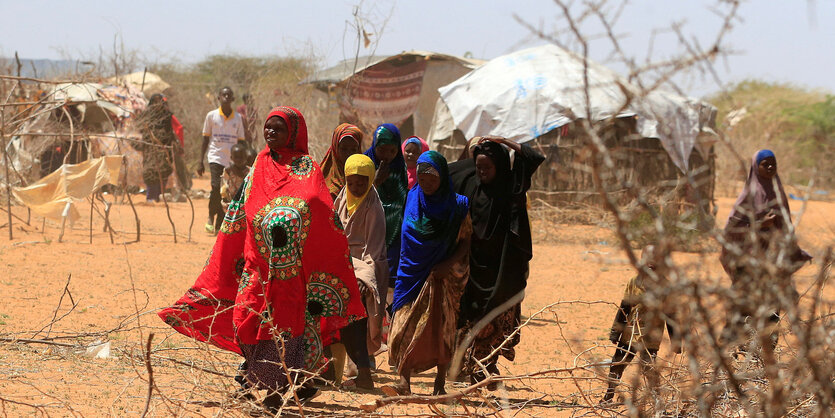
[89,197,94,244]
[184,188,194,242]
[1,102,11,240]
[57,208,67,243]
[97,192,115,244]
[122,159,140,243]
[159,172,177,243]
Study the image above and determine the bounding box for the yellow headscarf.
[344,154,376,215]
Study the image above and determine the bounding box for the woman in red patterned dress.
[158,107,366,408]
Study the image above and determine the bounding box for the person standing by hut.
[719,149,812,352]
[454,136,544,386]
[320,123,364,200]
[385,151,471,396]
[158,106,366,410]
[363,124,409,287]
[135,93,176,202]
[197,87,246,234]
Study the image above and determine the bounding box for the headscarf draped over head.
[264,106,309,154]
[344,153,376,216]
[320,123,364,197]
[370,123,401,149]
[393,151,469,312]
[470,141,513,239]
[402,136,430,189]
[726,149,788,228]
[158,106,366,372]
[363,123,408,247]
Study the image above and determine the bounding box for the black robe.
[452,142,545,325]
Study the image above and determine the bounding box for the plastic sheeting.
[433,44,716,171]
[108,71,171,96]
[12,156,123,222]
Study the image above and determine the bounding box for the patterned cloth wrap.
[158,106,366,372]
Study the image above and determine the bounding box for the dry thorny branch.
[2,1,833,417]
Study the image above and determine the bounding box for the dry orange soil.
[1,178,832,416]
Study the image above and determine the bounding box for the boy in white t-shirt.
[198,86,245,234]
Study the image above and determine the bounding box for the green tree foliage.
[708,80,834,188]
[783,95,835,171]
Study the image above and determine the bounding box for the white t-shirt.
[202,108,245,167]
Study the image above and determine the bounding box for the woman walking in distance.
[720,149,812,352]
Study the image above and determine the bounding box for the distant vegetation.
[5,53,833,193]
[708,80,835,192]
[150,55,336,166]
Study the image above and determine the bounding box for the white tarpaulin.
[11,156,123,222]
[51,83,133,119]
[433,44,716,171]
[108,71,171,96]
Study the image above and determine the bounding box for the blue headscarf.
[755,149,775,165]
[392,151,469,312]
[363,124,405,169]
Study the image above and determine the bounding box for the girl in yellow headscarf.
[333,154,389,389]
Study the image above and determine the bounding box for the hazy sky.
[1,0,833,97]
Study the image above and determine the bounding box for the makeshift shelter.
[302,51,483,139]
[108,71,172,96]
[428,44,718,208]
[5,82,147,188]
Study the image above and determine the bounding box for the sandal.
[341,377,374,391]
[294,384,320,404]
[381,385,409,397]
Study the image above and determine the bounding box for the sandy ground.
[0,178,832,417]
